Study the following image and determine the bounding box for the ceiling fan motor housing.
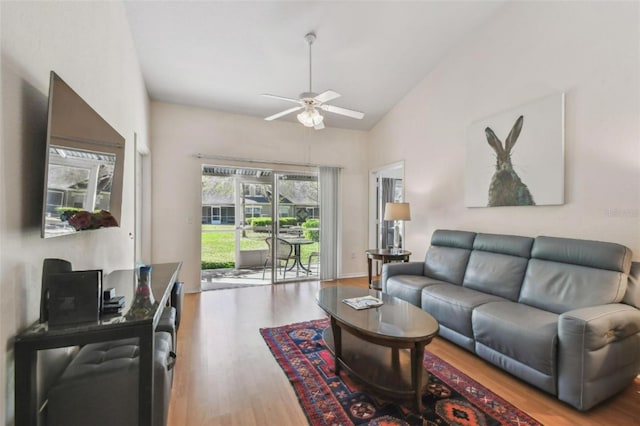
[299,92,318,102]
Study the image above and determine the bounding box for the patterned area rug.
[260,318,543,426]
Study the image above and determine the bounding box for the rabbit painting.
[485,115,535,206]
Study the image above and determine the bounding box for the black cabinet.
[14,262,182,426]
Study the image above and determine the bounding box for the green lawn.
[201,225,319,269]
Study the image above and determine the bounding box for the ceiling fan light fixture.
[297,108,323,127]
[261,32,364,129]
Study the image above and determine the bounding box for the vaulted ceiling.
[124,1,507,131]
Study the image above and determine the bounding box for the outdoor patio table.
[281,237,313,274]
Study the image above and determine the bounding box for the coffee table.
[317,286,439,411]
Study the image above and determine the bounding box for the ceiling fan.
[262,32,365,130]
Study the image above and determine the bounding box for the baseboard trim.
[337,272,367,279]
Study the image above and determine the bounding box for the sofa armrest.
[557,303,640,410]
[381,262,424,292]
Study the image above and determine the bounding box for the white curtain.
[319,167,339,280]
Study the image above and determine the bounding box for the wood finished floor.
[168,277,640,426]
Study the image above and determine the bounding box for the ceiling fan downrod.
[305,32,316,95]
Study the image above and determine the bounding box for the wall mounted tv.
[41,71,125,238]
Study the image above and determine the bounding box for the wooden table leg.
[330,316,341,376]
[412,341,426,412]
[391,347,400,371]
[367,256,373,288]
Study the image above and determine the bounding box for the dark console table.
[14,262,182,426]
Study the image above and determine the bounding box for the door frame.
[368,161,405,250]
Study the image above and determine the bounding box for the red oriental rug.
[260,318,543,426]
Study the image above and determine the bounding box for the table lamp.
[383,202,411,253]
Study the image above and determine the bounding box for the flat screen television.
[41,71,125,238]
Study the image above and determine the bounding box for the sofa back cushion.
[424,230,476,285]
[463,233,533,301]
[622,262,640,309]
[519,236,632,314]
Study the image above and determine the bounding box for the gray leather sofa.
[382,229,640,411]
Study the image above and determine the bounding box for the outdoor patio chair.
[307,251,320,276]
[263,237,297,279]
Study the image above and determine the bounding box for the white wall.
[0,1,148,422]
[150,102,369,292]
[368,1,640,261]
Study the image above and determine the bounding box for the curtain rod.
[192,153,343,169]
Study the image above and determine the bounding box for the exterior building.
[201,170,319,225]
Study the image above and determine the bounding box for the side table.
[366,249,411,290]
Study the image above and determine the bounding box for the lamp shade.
[383,202,411,221]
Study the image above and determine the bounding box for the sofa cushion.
[462,233,532,301]
[58,338,139,381]
[421,284,505,339]
[386,275,444,306]
[532,236,632,272]
[431,229,477,249]
[622,262,640,309]
[473,301,559,388]
[520,259,629,314]
[424,230,476,285]
[472,232,533,258]
[519,237,632,314]
[463,251,529,301]
[424,246,471,285]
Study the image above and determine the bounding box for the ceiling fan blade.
[261,94,303,105]
[265,106,303,121]
[314,120,325,130]
[313,90,341,104]
[319,104,365,119]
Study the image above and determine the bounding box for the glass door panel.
[201,169,271,290]
[235,178,271,279]
[272,172,320,283]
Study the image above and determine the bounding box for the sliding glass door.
[201,165,320,289]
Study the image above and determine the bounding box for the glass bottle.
[127,265,155,319]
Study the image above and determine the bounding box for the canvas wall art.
[465,93,565,207]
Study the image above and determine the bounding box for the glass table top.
[317,286,439,342]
